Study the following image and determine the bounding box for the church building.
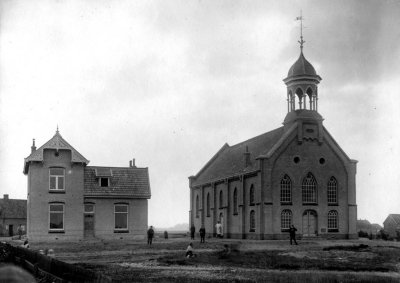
[189,34,357,240]
[23,130,151,241]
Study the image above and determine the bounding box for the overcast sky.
[1,0,399,228]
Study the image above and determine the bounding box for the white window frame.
[49,203,64,231]
[280,175,292,203]
[328,210,338,231]
[250,210,256,232]
[49,168,65,191]
[302,173,317,204]
[114,204,128,231]
[281,210,292,231]
[327,177,338,204]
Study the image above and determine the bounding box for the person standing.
[289,225,298,245]
[147,226,154,245]
[190,224,195,240]
[199,226,206,243]
[17,225,23,240]
[215,221,223,238]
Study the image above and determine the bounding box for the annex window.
[49,168,65,191]
[100,177,109,187]
[327,177,338,204]
[114,204,128,231]
[302,172,317,204]
[219,190,223,208]
[250,210,256,232]
[84,203,95,213]
[249,185,255,205]
[281,209,292,231]
[328,210,338,231]
[233,188,238,215]
[206,193,210,217]
[49,203,64,231]
[280,175,292,204]
[195,195,199,218]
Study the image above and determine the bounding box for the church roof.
[385,214,400,226]
[287,51,317,78]
[23,131,89,174]
[192,127,284,186]
[84,166,151,199]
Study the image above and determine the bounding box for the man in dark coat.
[147,226,154,245]
[199,226,206,243]
[289,225,298,245]
[190,225,195,240]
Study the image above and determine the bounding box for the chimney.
[129,159,136,168]
[31,139,36,153]
[3,194,9,200]
[243,146,251,167]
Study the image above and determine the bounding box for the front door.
[8,225,13,237]
[84,214,95,237]
[302,210,317,236]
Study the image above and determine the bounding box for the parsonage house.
[23,130,151,241]
[189,39,357,240]
[383,214,400,239]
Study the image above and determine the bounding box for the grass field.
[9,236,400,282]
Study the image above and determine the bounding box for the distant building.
[23,130,151,241]
[357,219,372,234]
[383,214,400,238]
[371,223,383,235]
[189,35,357,240]
[0,194,27,237]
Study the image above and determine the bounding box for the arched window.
[302,173,317,204]
[327,177,338,204]
[281,210,292,231]
[195,195,199,218]
[280,175,292,203]
[219,190,223,208]
[250,210,256,232]
[328,210,338,231]
[233,188,238,215]
[249,185,255,205]
[206,193,210,217]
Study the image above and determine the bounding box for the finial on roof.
[295,10,305,52]
[56,125,59,134]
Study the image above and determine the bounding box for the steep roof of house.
[191,127,285,186]
[0,198,26,219]
[24,131,89,174]
[84,166,151,199]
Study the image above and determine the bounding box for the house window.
[280,175,292,204]
[100,177,109,187]
[249,185,255,205]
[195,195,199,218]
[281,209,292,231]
[206,193,210,217]
[302,172,317,204]
[328,210,338,231]
[250,210,255,232]
[49,203,64,231]
[327,177,338,204]
[49,168,65,191]
[84,204,95,213]
[233,188,238,215]
[114,204,128,231]
[219,190,223,208]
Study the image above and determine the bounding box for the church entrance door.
[302,210,317,236]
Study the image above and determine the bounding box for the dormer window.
[100,177,109,187]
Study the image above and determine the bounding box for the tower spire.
[296,10,305,52]
[56,125,59,134]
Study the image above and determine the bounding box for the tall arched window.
[219,190,223,208]
[280,175,292,203]
[249,184,255,205]
[250,210,256,232]
[302,173,317,204]
[206,193,210,217]
[328,210,338,231]
[195,195,199,218]
[233,188,238,215]
[327,177,338,204]
[281,210,292,231]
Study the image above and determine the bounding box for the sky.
[1,0,399,228]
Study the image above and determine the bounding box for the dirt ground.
[8,236,400,282]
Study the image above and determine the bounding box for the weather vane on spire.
[295,10,305,52]
[56,124,59,134]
